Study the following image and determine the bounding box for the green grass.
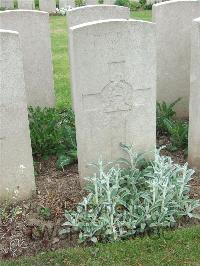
[130,10,152,21]
[2,225,200,265]
[50,16,71,109]
[50,10,152,109]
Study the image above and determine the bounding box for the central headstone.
[67,5,130,28]
[0,10,55,107]
[86,0,97,5]
[153,0,200,118]
[67,5,130,109]
[59,0,75,8]
[0,30,35,201]
[0,0,14,9]
[69,19,156,179]
[18,0,35,9]
[39,0,56,13]
[104,0,116,5]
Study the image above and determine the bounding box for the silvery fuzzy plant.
[61,144,200,243]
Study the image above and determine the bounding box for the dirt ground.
[0,137,200,260]
[0,160,86,259]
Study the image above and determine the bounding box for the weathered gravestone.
[104,0,116,5]
[188,17,200,170]
[69,19,156,179]
[67,5,130,28]
[0,10,55,107]
[153,0,200,118]
[0,30,35,201]
[39,0,56,12]
[67,5,130,109]
[18,0,35,9]
[86,0,97,5]
[59,0,75,8]
[0,0,14,9]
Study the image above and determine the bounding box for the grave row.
[1,1,200,201]
[0,0,117,12]
[0,6,130,200]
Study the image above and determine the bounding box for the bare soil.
[0,137,200,260]
[0,159,86,259]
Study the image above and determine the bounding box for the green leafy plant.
[56,152,77,170]
[129,1,141,11]
[115,0,141,11]
[143,3,152,10]
[137,0,152,10]
[39,207,52,220]
[28,107,77,168]
[75,0,85,6]
[61,145,199,243]
[115,0,130,7]
[164,119,188,152]
[156,98,181,135]
[139,0,146,7]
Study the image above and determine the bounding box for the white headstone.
[0,30,35,201]
[67,5,130,109]
[0,0,14,9]
[67,5,130,28]
[188,17,200,170]
[69,19,156,179]
[0,10,55,107]
[153,0,200,118]
[86,0,97,5]
[18,0,35,9]
[104,0,116,5]
[39,0,56,12]
[59,0,75,8]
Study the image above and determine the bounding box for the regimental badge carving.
[82,61,150,113]
[101,80,133,113]
[83,61,134,113]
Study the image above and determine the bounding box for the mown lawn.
[2,225,200,265]
[50,16,71,109]
[50,10,152,108]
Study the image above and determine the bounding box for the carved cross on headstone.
[82,61,151,154]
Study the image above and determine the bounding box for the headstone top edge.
[70,18,154,31]
[68,5,129,12]
[0,29,19,36]
[0,10,48,15]
[153,0,199,8]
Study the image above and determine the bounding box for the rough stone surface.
[67,5,130,109]
[0,30,35,201]
[69,19,156,179]
[67,5,130,28]
[188,18,200,170]
[39,0,56,13]
[153,0,200,118]
[18,0,35,9]
[0,0,14,9]
[0,10,55,107]
[104,0,116,5]
[59,0,75,8]
[86,0,97,5]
